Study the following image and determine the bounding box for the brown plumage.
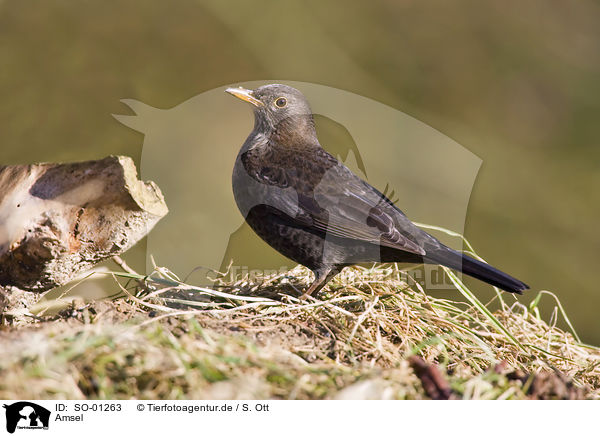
[226,84,528,297]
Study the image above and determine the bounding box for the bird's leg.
[300,267,340,299]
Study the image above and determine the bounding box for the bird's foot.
[299,292,312,301]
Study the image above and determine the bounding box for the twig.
[112,255,148,291]
[409,356,455,400]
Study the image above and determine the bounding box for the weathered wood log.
[0,155,168,292]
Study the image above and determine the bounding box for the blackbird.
[226,84,528,297]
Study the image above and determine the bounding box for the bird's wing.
[241,146,428,256]
[307,167,427,256]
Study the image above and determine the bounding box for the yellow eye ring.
[275,97,287,108]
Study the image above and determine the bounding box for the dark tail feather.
[427,249,529,294]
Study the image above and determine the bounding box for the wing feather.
[243,146,428,257]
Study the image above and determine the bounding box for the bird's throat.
[270,114,318,146]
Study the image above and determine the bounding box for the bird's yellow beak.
[225,87,264,107]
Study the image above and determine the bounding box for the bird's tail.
[426,249,529,294]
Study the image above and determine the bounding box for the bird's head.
[226,84,316,140]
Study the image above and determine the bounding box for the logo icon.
[114,81,481,289]
[3,402,50,434]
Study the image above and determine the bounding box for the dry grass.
[1,256,598,399]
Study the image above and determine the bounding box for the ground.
[0,264,598,400]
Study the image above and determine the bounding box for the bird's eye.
[275,97,287,108]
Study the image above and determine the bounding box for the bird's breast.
[232,152,301,222]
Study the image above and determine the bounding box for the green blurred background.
[1,0,598,342]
